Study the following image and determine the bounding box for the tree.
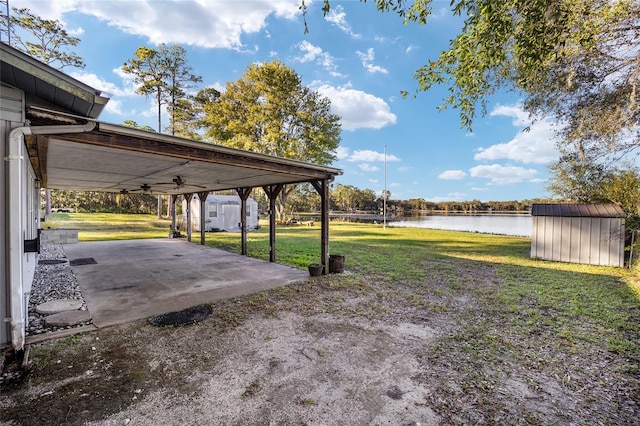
[162,44,203,135]
[123,120,156,133]
[122,44,201,134]
[547,155,610,203]
[201,61,341,219]
[332,184,357,211]
[604,168,640,216]
[170,87,221,140]
[3,7,85,69]
[312,1,639,160]
[3,7,86,220]
[547,155,640,217]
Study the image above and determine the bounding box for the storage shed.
[531,203,626,267]
[183,194,259,232]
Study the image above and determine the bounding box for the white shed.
[183,194,259,232]
[531,203,626,267]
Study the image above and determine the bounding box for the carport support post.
[236,187,252,256]
[197,191,209,245]
[184,193,194,242]
[170,195,177,234]
[311,179,330,274]
[262,184,283,262]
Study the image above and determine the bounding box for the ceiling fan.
[153,176,206,191]
[119,177,204,195]
[119,183,152,194]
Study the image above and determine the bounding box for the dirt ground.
[1,262,639,425]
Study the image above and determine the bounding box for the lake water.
[389,214,532,237]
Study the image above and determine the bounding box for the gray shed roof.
[531,203,626,218]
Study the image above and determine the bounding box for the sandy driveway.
[2,254,638,425]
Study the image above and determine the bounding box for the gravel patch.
[27,243,92,336]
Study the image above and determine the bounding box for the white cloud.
[315,84,397,130]
[475,105,559,164]
[357,48,388,74]
[324,5,360,39]
[398,166,412,172]
[438,170,467,180]
[370,179,379,184]
[469,164,539,185]
[348,150,400,163]
[390,182,401,188]
[359,163,380,172]
[295,41,343,77]
[335,146,350,160]
[102,98,124,115]
[448,192,467,199]
[19,0,301,49]
[296,40,323,63]
[472,187,488,191]
[426,195,466,202]
[69,70,135,98]
[68,27,84,36]
[491,104,532,126]
[10,0,77,21]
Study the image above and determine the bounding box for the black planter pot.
[308,264,324,276]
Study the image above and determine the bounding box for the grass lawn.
[25,213,640,423]
[43,212,173,241]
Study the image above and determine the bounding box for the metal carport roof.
[25,109,342,195]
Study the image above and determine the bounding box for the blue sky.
[9,0,560,202]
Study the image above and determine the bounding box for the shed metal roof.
[531,203,626,218]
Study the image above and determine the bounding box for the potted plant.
[308,263,323,276]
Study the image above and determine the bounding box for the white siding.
[0,85,25,123]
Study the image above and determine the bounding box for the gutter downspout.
[7,121,96,350]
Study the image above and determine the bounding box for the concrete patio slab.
[63,239,309,328]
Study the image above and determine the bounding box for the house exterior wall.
[531,216,625,267]
[1,84,40,348]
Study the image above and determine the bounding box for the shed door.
[223,205,238,230]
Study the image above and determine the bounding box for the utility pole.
[383,144,387,231]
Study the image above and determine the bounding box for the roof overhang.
[1,42,109,119]
[25,111,342,195]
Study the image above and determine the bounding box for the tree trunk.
[276,184,296,222]
[157,195,162,219]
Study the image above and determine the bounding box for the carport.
[25,108,341,268]
[2,42,341,347]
